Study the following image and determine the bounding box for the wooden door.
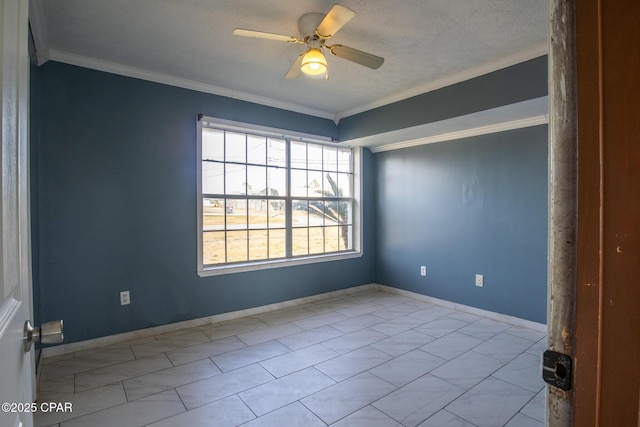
[574,0,640,425]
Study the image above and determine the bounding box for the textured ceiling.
[30,0,548,121]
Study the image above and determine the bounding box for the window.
[197,117,361,276]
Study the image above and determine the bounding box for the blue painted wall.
[338,56,548,141]
[373,126,548,323]
[31,62,375,343]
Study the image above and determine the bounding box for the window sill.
[198,250,363,277]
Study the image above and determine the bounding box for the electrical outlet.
[475,274,484,287]
[120,290,130,305]
[420,266,427,276]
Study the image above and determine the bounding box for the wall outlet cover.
[475,274,484,287]
[120,290,130,305]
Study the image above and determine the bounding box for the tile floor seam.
[235,391,260,420]
[489,375,545,395]
[72,353,174,395]
[501,381,546,412]
[301,385,395,426]
[121,379,132,402]
[450,375,538,405]
[448,411,480,427]
[439,409,481,427]
[467,353,513,388]
[444,377,539,427]
[46,383,131,426]
[508,412,542,426]
[208,355,224,373]
[235,368,338,420]
[116,389,186,426]
[121,366,223,402]
[296,398,320,424]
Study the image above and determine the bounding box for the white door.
[0,1,35,427]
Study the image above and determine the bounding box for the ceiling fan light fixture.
[300,48,327,76]
[233,4,384,80]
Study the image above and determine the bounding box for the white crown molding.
[368,115,548,153]
[334,42,549,122]
[45,41,547,124]
[47,50,336,120]
[28,0,50,65]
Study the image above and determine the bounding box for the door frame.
[548,0,640,425]
[547,0,577,424]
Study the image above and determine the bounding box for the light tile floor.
[36,289,547,427]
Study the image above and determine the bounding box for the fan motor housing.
[298,13,325,39]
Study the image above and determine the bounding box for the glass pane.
[324,172,339,197]
[291,169,307,197]
[203,231,226,265]
[337,172,352,198]
[269,229,286,258]
[308,227,324,254]
[226,199,246,230]
[267,167,286,197]
[292,200,308,227]
[247,135,266,165]
[202,128,224,161]
[226,132,246,163]
[339,200,353,225]
[338,148,351,173]
[307,201,325,226]
[339,225,352,250]
[227,230,248,263]
[307,144,323,171]
[225,164,246,194]
[291,141,307,169]
[323,146,337,171]
[247,165,266,196]
[202,161,224,194]
[308,170,323,196]
[322,200,351,226]
[292,228,309,256]
[249,230,268,260]
[248,199,268,229]
[322,201,339,226]
[268,199,286,228]
[268,138,286,167]
[324,226,340,252]
[203,198,226,231]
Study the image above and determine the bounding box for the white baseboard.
[41,284,376,358]
[42,282,546,359]
[373,284,547,332]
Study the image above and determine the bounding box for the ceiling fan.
[233,3,384,79]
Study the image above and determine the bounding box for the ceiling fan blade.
[329,44,384,69]
[285,54,304,79]
[316,4,355,38]
[233,28,300,43]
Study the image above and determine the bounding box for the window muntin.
[199,120,357,271]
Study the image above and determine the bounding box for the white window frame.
[197,116,363,277]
